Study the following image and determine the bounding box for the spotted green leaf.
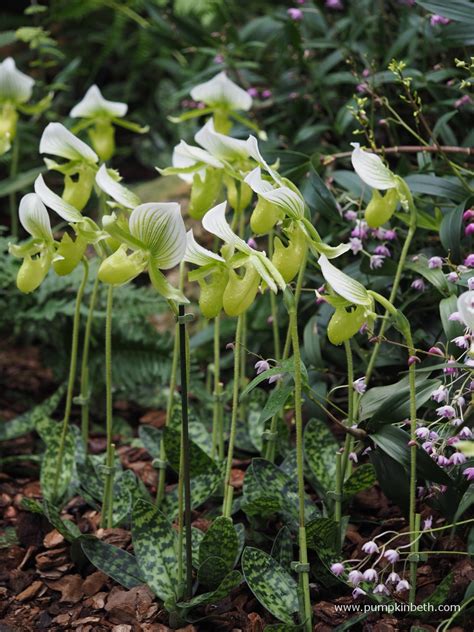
[161,467,222,519]
[264,625,303,632]
[306,517,338,551]
[198,517,238,587]
[80,536,144,589]
[177,570,242,608]
[163,425,218,476]
[242,547,299,625]
[0,384,66,441]
[343,464,376,499]
[131,499,178,602]
[189,420,213,456]
[113,469,150,526]
[271,526,293,573]
[197,555,230,589]
[138,425,162,458]
[304,418,338,496]
[21,497,81,541]
[421,572,454,613]
[37,418,75,503]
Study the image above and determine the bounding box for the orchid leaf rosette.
[40,122,99,211]
[351,143,412,228]
[194,202,286,316]
[70,85,148,162]
[318,254,375,345]
[98,201,188,304]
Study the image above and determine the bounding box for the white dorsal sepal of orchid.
[70,85,128,119]
[195,119,253,163]
[318,254,372,306]
[202,202,286,293]
[159,140,225,183]
[0,57,34,105]
[95,164,141,210]
[9,193,54,260]
[34,174,84,223]
[184,229,225,267]
[457,291,474,332]
[244,166,305,220]
[190,71,252,112]
[40,122,98,165]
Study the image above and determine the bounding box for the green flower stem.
[340,340,354,479]
[53,258,89,499]
[288,293,312,632]
[101,285,115,528]
[80,273,100,447]
[211,314,224,460]
[410,513,421,603]
[265,253,307,462]
[268,232,281,360]
[334,451,342,551]
[156,322,179,505]
[365,187,417,383]
[9,135,20,239]
[222,313,244,518]
[239,310,248,420]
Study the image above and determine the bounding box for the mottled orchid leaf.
[163,425,218,476]
[189,420,213,456]
[271,526,294,573]
[37,417,75,503]
[131,499,178,602]
[343,464,376,500]
[242,547,299,625]
[112,469,149,527]
[0,384,65,441]
[177,570,242,608]
[161,468,222,519]
[199,517,238,569]
[80,536,144,589]
[421,572,454,614]
[20,498,80,542]
[303,418,338,496]
[138,425,162,458]
[197,555,230,589]
[306,517,338,552]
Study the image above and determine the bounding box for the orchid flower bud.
[62,167,96,211]
[364,188,399,228]
[88,120,115,161]
[223,264,260,316]
[327,305,367,345]
[250,197,282,235]
[198,268,229,319]
[53,232,88,276]
[224,175,253,214]
[189,168,222,220]
[272,225,307,282]
[98,244,146,286]
[16,252,51,293]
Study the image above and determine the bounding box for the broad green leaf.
[303,315,322,367]
[343,464,377,499]
[112,469,149,526]
[37,418,75,503]
[163,425,217,477]
[81,536,144,589]
[306,517,338,552]
[440,199,471,263]
[454,485,474,522]
[199,516,238,574]
[415,0,474,23]
[177,570,242,608]
[0,384,65,441]
[306,164,340,219]
[270,526,294,573]
[405,255,450,295]
[258,384,293,425]
[440,295,464,354]
[161,468,222,519]
[404,174,466,202]
[370,450,410,514]
[242,547,299,625]
[304,418,338,495]
[131,499,177,602]
[421,572,454,613]
[197,555,230,589]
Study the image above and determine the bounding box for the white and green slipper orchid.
[95,164,141,210]
[318,254,374,345]
[70,85,147,161]
[99,202,188,303]
[0,57,35,154]
[350,142,407,228]
[201,202,285,315]
[9,193,55,293]
[195,118,252,163]
[190,71,252,113]
[40,122,98,211]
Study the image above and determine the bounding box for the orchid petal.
[40,122,98,164]
[95,164,141,209]
[0,57,34,104]
[245,166,304,219]
[184,229,225,266]
[18,193,53,241]
[202,202,251,253]
[70,84,128,119]
[351,143,397,190]
[246,136,280,182]
[129,203,186,269]
[148,264,189,303]
[457,291,474,332]
[190,71,252,111]
[171,139,224,183]
[34,174,83,223]
[195,118,251,161]
[319,254,371,305]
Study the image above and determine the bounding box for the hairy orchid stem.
[334,451,342,552]
[9,135,20,239]
[268,232,281,360]
[340,340,354,479]
[287,291,312,631]
[100,285,115,529]
[211,314,224,460]
[80,274,100,447]
[53,258,89,500]
[222,313,244,518]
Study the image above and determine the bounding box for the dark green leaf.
[304,418,338,495]
[415,0,474,23]
[271,526,294,573]
[343,464,377,499]
[37,418,75,503]
[421,572,454,612]
[177,570,242,608]
[80,536,144,589]
[198,516,238,586]
[258,384,293,425]
[440,199,470,262]
[163,425,217,477]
